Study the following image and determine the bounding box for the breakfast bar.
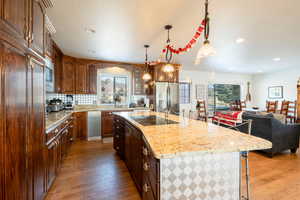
[113,111,272,200]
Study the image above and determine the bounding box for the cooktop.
[130,115,179,126]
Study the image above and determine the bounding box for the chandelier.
[142,45,152,81]
[195,0,216,65]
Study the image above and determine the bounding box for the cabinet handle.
[116,119,120,122]
[143,147,149,156]
[54,129,59,134]
[143,184,150,193]
[116,146,120,150]
[65,121,69,124]
[143,162,150,171]
[115,134,120,139]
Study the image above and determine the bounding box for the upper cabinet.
[75,62,88,94]
[1,0,28,45]
[29,0,45,56]
[133,66,146,95]
[45,29,53,58]
[153,64,179,83]
[88,65,97,94]
[61,56,75,94]
[53,43,63,93]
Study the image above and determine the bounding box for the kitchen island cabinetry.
[113,111,272,200]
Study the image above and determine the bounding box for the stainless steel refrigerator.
[155,82,180,115]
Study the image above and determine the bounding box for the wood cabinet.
[45,115,74,192]
[113,115,125,159]
[133,66,146,95]
[29,0,45,56]
[0,41,28,200]
[53,43,63,93]
[45,29,53,57]
[153,64,179,83]
[88,64,97,94]
[74,112,87,140]
[101,111,114,138]
[75,62,88,94]
[61,56,76,94]
[1,0,28,44]
[28,57,46,200]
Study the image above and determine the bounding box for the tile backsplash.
[46,93,149,106]
[46,93,97,105]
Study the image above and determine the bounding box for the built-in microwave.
[45,58,54,93]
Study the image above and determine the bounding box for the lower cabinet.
[113,115,160,199]
[45,116,74,192]
[74,112,87,140]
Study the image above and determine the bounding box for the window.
[179,82,191,104]
[208,84,241,111]
[99,75,128,105]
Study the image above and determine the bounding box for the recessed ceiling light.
[257,70,263,73]
[85,28,96,34]
[273,57,281,62]
[236,38,245,44]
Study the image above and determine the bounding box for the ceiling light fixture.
[162,25,175,73]
[236,38,245,44]
[273,57,281,62]
[85,28,96,34]
[142,45,152,81]
[195,0,216,65]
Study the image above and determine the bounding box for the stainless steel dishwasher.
[87,111,101,140]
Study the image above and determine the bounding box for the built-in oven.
[45,57,54,93]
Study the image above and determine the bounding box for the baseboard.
[87,136,102,141]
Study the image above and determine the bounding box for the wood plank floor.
[46,140,300,200]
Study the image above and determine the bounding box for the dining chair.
[196,100,208,122]
[266,100,278,113]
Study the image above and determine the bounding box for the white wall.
[179,69,253,112]
[252,67,300,109]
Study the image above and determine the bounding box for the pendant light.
[195,0,216,65]
[142,45,152,81]
[162,25,175,73]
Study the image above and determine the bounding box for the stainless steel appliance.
[155,82,179,115]
[88,111,101,140]
[47,98,64,112]
[65,95,74,110]
[45,57,54,93]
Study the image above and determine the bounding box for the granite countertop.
[45,105,151,133]
[115,111,272,159]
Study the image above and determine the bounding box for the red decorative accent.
[163,19,205,55]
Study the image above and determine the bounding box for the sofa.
[241,112,300,157]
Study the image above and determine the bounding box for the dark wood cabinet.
[297,84,300,123]
[0,41,28,200]
[88,64,97,94]
[102,111,114,138]
[29,0,45,56]
[75,62,88,94]
[154,64,179,83]
[113,115,160,199]
[133,66,146,95]
[53,44,63,93]
[28,57,46,200]
[1,0,28,44]
[74,112,87,140]
[62,56,76,94]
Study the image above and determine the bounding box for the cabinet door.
[46,141,57,191]
[133,66,146,95]
[53,46,63,93]
[62,57,75,93]
[30,0,44,56]
[88,65,97,94]
[45,30,53,57]
[28,57,45,200]
[2,0,28,42]
[101,111,113,138]
[131,126,142,193]
[74,112,87,140]
[75,63,87,94]
[1,41,27,200]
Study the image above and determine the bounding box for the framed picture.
[268,86,283,99]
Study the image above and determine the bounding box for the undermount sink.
[130,115,179,126]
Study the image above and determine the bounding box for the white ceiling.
[47,0,300,74]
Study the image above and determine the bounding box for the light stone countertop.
[45,105,150,133]
[115,111,272,159]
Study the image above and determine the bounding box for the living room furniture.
[242,112,300,157]
[196,100,208,122]
[230,100,243,111]
[241,100,247,110]
[280,100,290,116]
[266,100,278,113]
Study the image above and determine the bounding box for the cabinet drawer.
[142,175,156,200]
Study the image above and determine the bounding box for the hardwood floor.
[46,140,300,200]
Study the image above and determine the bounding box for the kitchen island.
[113,111,272,200]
